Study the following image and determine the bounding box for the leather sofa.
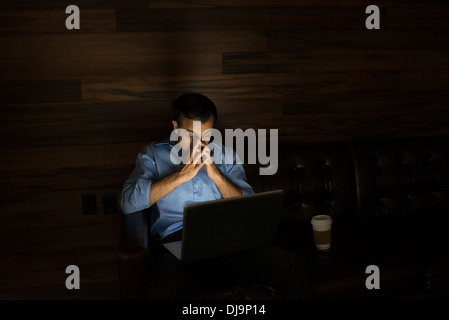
[118,134,449,300]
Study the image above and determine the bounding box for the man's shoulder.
[139,140,172,154]
[154,139,172,148]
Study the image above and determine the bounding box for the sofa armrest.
[118,209,151,300]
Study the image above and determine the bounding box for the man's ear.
[172,120,179,130]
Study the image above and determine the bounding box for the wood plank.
[211,98,284,134]
[116,7,365,32]
[0,187,125,215]
[0,31,267,59]
[2,0,428,10]
[0,100,173,126]
[283,91,449,115]
[148,0,449,9]
[268,29,449,52]
[0,166,131,214]
[0,0,148,9]
[82,73,345,101]
[0,9,116,35]
[211,98,283,133]
[387,5,449,30]
[275,128,449,145]
[149,0,353,8]
[223,50,449,74]
[0,80,82,104]
[0,214,119,250]
[0,121,169,148]
[0,53,222,80]
[346,70,449,92]
[0,142,146,171]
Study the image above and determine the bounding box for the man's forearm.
[211,171,242,199]
[148,171,185,206]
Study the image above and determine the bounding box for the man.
[120,93,311,299]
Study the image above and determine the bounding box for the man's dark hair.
[172,93,218,126]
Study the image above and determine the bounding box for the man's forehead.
[181,120,213,130]
[184,128,213,135]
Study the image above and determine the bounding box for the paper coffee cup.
[311,215,332,250]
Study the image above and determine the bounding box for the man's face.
[172,116,214,151]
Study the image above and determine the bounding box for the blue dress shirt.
[120,139,254,240]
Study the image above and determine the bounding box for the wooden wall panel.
[0,80,82,104]
[346,70,449,92]
[0,10,116,35]
[147,0,447,9]
[268,29,449,51]
[0,143,148,170]
[116,7,367,32]
[223,50,449,74]
[387,6,449,29]
[1,0,448,299]
[0,0,149,10]
[0,31,266,59]
[0,53,223,81]
[81,73,345,101]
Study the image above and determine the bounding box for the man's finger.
[191,137,203,163]
[192,146,203,164]
[201,146,213,164]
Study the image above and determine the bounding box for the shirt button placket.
[192,177,198,200]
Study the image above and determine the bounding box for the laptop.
[163,189,283,263]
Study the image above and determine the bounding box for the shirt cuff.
[135,177,152,207]
[241,186,254,196]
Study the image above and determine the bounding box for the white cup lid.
[311,214,332,225]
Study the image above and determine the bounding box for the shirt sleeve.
[223,148,255,196]
[119,144,158,214]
